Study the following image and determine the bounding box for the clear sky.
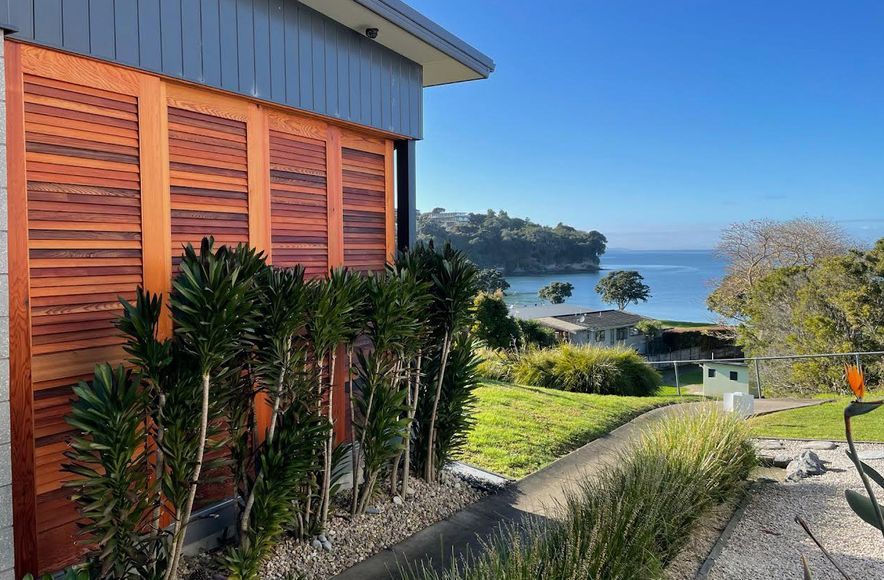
[408,0,884,249]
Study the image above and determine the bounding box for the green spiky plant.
[404,243,477,482]
[223,398,328,578]
[165,238,264,579]
[63,364,152,579]
[412,338,481,476]
[237,266,310,539]
[304,267,365,531]
[350,272,425,513]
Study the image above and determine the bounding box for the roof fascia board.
[351,0,495,79]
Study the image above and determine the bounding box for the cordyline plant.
[403,243,477,482]
[305,267,365,532]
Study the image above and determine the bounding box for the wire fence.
[645,350,884,398]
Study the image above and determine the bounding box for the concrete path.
[333,399,817,580]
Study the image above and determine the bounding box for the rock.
[858,450,884,461]
[311,539,323,550]
[772,453,792,468]
[365,506,381,515]
[802,441,837,450]
[392,495,403,506]
[786,450,826,482]
[756,440,785,450]
[404,486,415,496]
[322,540,333,552]
[318,534,328,543]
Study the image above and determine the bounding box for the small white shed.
[702,362,750,397]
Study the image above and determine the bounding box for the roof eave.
[302,0,494,86]
[355,0,496,79]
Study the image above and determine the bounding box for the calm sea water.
[505,249,725,323]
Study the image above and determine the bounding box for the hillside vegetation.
[417,209,606,274]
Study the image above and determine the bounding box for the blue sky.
[408,0,884,249]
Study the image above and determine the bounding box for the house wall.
[702,363,750,397]
[6,40,394,576]
[0,33,14,580]
[0,0,423,138]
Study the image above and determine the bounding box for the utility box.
[723,392,755,418]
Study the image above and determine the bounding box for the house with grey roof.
[512,304,650,352]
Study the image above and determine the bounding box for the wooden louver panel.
[342,147,387,272]
[22,72,143,561]
[269,130,329,276]
[168,106,249,266]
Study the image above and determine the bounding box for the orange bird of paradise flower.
[845,364,866,400]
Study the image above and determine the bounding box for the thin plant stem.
[165,371,211,580]
[845,411,884,540]
[795,516,852,579]
[425,332,451,482]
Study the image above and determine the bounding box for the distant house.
[512,304,649,353]
[424,210,471,228]
[701,362,750,397]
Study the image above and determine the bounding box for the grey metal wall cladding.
[0,0,423,138]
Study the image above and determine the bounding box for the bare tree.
[707,218,853,319]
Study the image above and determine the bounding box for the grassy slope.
[460,382,694,479]
[751,396,884,441]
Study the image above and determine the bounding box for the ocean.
[504,249,726,323]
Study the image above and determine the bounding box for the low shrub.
[510,343,661,396]
[409,408,755,580]
[474,347,514,381]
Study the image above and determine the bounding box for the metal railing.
[646,350,884,397]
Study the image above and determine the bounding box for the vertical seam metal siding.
[3,0,422,138]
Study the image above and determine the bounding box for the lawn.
[658,363,703,395]
[751,396,884,441]
[459,381,695,479]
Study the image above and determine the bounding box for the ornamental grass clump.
[509,343,661,396]
[409,408,755,580]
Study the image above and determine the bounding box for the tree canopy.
[707,218,853,320]
[417,209,607,274]
[475,268,511,294]
[539,281,574,304]
[595,271,651,310]
[738,238,884,394]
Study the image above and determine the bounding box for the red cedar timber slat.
[7,40,40,579]
[327,127,344,268]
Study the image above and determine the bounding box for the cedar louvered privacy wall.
[6,41,395,574]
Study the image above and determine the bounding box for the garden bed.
[184,473,489,580]
[703,440,884,579]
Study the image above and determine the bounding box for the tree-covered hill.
[417,209,607,274]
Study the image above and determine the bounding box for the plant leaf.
[845,400,883,417]
[846,451,884,490]
[801,555,812,580]
[845,489,884,530]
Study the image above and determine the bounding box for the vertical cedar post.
[247,103,273,437]
[6,40,39,578]
[137,75,173,337]
[325,126,349,443]
[394,140,416,250]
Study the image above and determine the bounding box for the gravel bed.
[261,473,487,579]
[707,440,884,579]
[663,483,747,580]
